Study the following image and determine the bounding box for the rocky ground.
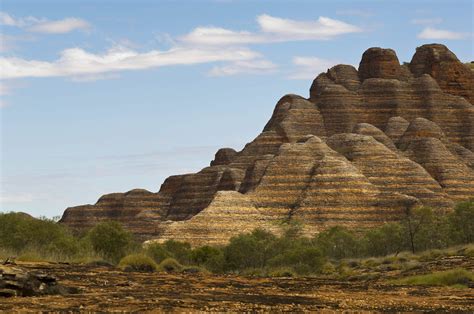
[1,258,473,313]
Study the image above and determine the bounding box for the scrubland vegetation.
[1,199,473,286]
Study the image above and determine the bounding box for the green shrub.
[418,249,445,262]
[182,265,209,274]
[158,257,183,272]
[449,199,474,244]
[17,251,48,262]
[191,245,221,265]
[163,240,192,264]
[464,245,474,258]
[0,212,80,259]
[315,226,361,259]
[269,246,325,275]
[267,267,296,277]
[394,268,474,287]
[223,229,277,271]
[336,264,353,279]
[400,260,420,271]
[363,223,404,256]
[240,268,266,277]
[86,221,134,263]
[119,254,157,272]
[146,243,171,263]
[202,249,225,273]
[321,262,336,275]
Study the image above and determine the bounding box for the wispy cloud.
[0,12,42,27]
[418,27,467,40]
[0,11,90,34]
[0,45,261,79]
[28,18,90,34]
[180,14,362,46]
[0,13,362,84]
[208,59,277,76]
[288,56,338,80]
[411,18,443,25]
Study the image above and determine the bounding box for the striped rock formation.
[60,44,474,246]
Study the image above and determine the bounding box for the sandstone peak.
[210,148,237,166]
[60,44,474,245]
[409,43,474,102]
[358,47,401,80]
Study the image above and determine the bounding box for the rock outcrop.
[0,264,76,297]
[60,44,474,245]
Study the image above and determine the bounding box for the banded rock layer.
[60,44,474,246]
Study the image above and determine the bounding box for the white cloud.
[411,18,443,25]
[0,12,41,27]
[0,11,89,34]
[0,45,261,79]
[28,18,90,34]
[180,14,362,46]
[208,59,277,76]
[418,27,467,40]
[180,27,265,46]
[258,14,361,39]
[288,56,338,80]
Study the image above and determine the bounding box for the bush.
[202,249,225,273]
[146,243,171,263]
[449,199,474,244]
[86,221,134,263]
[191,245,221,265]
[182,265,209,274]
[267,267,296,277]
[0,212,80,260]
[269,246,325,275]
[321,262,336,275]
[119,254,157,272]
[163,240,192,264]
[363,223,404,256]
[394,268,474,287]
[158,258,183,272]
[223,229,277,271]
[315,226,361,259]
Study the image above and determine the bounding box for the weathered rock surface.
[409,44,474,103]
[60,44,474,245]
[0,264,74,297]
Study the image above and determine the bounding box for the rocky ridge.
[60,44,474,246]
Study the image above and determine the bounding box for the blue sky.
[1,0,472,218]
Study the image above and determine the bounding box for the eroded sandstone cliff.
[60,44,474,246]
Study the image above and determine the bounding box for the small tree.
[402,206,433,253]
[363,222,404,256]
[87,221,133,263]
[449,199,474,244]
